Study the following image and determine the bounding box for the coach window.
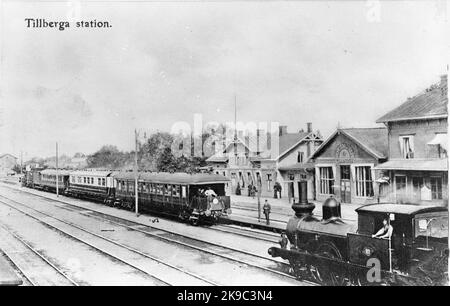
[173,185,180,197]
[181,186,187,199]
[165,185,171,196]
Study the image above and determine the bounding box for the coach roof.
[356,203,448,216]
[69,170,114,177]
[40,169,72,176]
[113,171,230,185]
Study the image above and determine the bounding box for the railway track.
[0,197,215,286]
[207,224,280,243]
[0,189,315,285]
[0,224,78,286]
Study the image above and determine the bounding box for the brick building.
[375,75,448,206]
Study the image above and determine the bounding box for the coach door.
[340,165,351,203]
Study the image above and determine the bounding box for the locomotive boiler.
[268,181,449,286]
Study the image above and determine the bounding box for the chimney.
[441,74,448,98]
[307,122,312,133]
[279,125,288,136]
[291,181,315,217]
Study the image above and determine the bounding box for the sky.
[0,0,448,159]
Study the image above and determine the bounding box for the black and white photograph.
[0,0,448,291]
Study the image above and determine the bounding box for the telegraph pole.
[257,180,261,222]
[20,151,23,175]
[134,129,139,217]
[56,142,59,197]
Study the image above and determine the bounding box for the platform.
[220,214,286,233]
[0,251,22,286]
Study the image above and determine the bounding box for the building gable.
[310,132,378,163]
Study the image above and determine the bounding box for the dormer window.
[399,135,414,159]
[297,151,304,163]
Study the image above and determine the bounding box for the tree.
[156,147,177,172]
[86,145,128,169]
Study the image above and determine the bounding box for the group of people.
[247,184,258,198]
[197,187,218,201]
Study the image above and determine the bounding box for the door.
[340,165,351,203]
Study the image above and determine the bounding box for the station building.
[375,75,448,206]
[308,127,388,205]
[0,153,18,175]
[205,123,323,200]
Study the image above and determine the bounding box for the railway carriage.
[268,181,449,286]
[32,169,71,193]
[66,170,115,202]
[113,172,231,225]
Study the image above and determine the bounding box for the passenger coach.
[113,172,231,225]
[66,170,115,201]
[33,169,71,193]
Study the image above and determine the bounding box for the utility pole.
[257,180,261,223]
[56,142,59,197]
[20,151,23,175]
[134,129,139,217]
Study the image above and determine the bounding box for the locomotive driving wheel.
[314,242,349,286]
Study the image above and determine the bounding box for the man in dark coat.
[263,200,271,225]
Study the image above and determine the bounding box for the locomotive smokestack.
[291,181,315,217]
[299,180,308,205]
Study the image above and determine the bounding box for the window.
[84,177,86,184]
[430,177,443,200]
[412,177,423,200]
[173,185,180,197]
[181,186,187,198]
[164,185,170,196]
[341,165,351,180]
[355,166,373,197]
[400,135,414,159]
[395,176,407,199]
[102,178,106,186]
[266,173,272,191]
[297,151,304,163]
[98,178,101,185]
[319,167,334,194]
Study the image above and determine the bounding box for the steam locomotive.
[268,181,449,286]
[22,169,231,225]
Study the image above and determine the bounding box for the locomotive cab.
[350,203,448,281]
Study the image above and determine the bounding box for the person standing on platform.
[263,200,271,225]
